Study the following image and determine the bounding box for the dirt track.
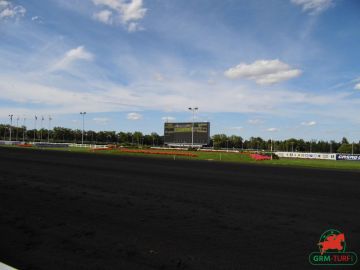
[0,147,359,269]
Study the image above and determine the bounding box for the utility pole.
[80,112,86,145]
[188,107,198,147]
[8,114,13,141]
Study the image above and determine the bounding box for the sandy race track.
[0,147,359,269]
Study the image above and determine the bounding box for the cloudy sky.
[0,0,359,140]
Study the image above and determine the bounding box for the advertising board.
[336,154,360,161]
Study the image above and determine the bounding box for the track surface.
[0,147,359,270]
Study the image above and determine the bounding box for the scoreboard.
[164,122,210,146]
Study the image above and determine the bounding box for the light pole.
[34,115,37,142]
[40,116,44,142]
[16,116,19,141]
[188,107,198,147]
[23,117,26,142]
[80,112,86,145]
[48,116,52,143]
[8,114,13,141]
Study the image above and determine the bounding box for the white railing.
[0,140,21,145]
[69,143,108,149]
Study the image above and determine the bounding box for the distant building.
[164,122,210,146]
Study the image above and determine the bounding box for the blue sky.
[0,0,360,141]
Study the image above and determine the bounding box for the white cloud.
[0,0,7,7]
[248,119,264,125]
[127,112,142,120]
[93,117,110,124]
[93,9,112,24]
[127,21,143,32]
[0,0,26,20]
[267,128,279,132]
[207,79,216,85]
[31,16,43,23]
[301,121,317,126]
[224,59,302,85]
[154,73,165,81]
[52,46,94,71]
[229,126,243,131]
[161,116,175,122]
[355,83,360,90]
[92,0,147,32]
[291,0,334,15]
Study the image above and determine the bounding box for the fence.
[69,143,108,149]
[275,152,337,160]
[33,143,69,148]
[0,140,21,145]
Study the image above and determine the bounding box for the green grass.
[264,158,360,170]
[2,145,360,171]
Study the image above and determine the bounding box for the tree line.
[212,134,360,154]
[0,124,359,153]
[0,125,163,146]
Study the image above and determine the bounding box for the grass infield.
[2,145,360,171]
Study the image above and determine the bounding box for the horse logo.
[318,231,345,255]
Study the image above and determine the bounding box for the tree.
[337,144,352,154]
[341,137,349,144]
[212,134,227,149]
[132,131,143,146]
[117,132,129,144]
[229,135,243,148]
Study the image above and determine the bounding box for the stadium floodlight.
[80,112,86,145]
[40,116,44,142]
[34,115,38,142]
[16,116,20,141]
[48,116,52,143]
[23,116,26,142]
[8,114,13,141]
[188,107,198,147]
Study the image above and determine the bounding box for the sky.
[0,0,360,141]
